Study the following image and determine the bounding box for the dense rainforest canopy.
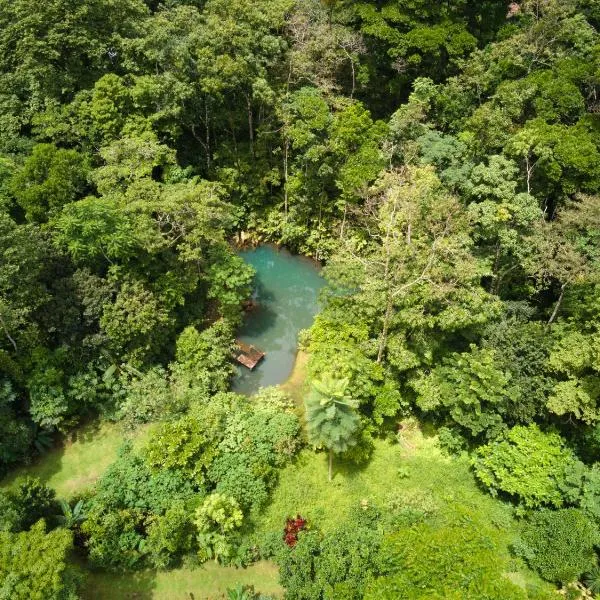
[1,0,600,598]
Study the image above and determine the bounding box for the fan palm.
[584,566,600,595]
[304,374,360,481]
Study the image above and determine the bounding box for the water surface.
[232,245,325,395]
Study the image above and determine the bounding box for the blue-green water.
[232,245,325,395]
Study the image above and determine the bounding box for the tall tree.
[304,374,359,481]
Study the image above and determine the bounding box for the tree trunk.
[328,449,333,482]
[0,310,17,352]
[246,93,254,157]
[283,139,289,219]
[377,296,393,364]
[547,283,566,326]
[205,101,211,171]
[339,202,347,240]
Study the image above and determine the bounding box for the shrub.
[367,521,528,599]
[516,509,598,584]
[9,477,58,531]
[117,367,175,428]
[145,501,196,569]
[195,493,243,564]
[0,520,81,599]
[277,508,382,600]
[473,424,577,508]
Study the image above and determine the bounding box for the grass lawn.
[82,560,282,600]
[250,419,553,596]
[1,420,149,498]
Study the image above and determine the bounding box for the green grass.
[253,420,512,534]
[1,420,149,498]
[250,419,553,596]
[82,560,282,600]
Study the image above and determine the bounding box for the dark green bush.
[516,509,598,584]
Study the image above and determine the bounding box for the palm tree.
[304,374,360,482]
[56,499,85,529]
[584,566,600,595]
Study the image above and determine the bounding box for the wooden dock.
[235,340,265,370]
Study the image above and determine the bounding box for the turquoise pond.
[232,245,325,395]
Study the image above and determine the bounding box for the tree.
[0,520,80,600]
[304,374,359,481]
[0,380,32,469]
[10,144,89,223]
[0,0,148,149]
[412,345,519,440]
[325,166,497,370]
[473,424,579,509]
[524,197,600,326]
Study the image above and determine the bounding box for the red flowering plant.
[283,515,307,547]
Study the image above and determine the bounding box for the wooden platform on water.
[235,340,265,370]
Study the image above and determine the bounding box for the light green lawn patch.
[82,560,282,600]
[1,421,149,498]
[251,420,552,596]
[253,420,512,535]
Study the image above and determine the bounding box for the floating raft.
[235,340,265,370]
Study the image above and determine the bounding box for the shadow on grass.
[83,569,157,600]
[1,443,66,491]
[67,418,104,445]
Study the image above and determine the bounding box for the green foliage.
[473,425,578,509]
[366,518,528,600]
[413,345,517,439]
[0,380,32,468]
[117,367,175,428]
[53,196,137,263]
[92,443,197,514]
[10,144,89,223]
[174,320,235,394]
[305,375,360,455]
[145,501,196,569]
[1,0,600,595]
[0,477,58,532]
[145,414,217,482]
[207,406,301,511]
[277,508,382,600]
[195,493,243,564]
[56,499,85,529]
[0,520,80,600]
[82,443,197,570]
[516,509,598,584]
